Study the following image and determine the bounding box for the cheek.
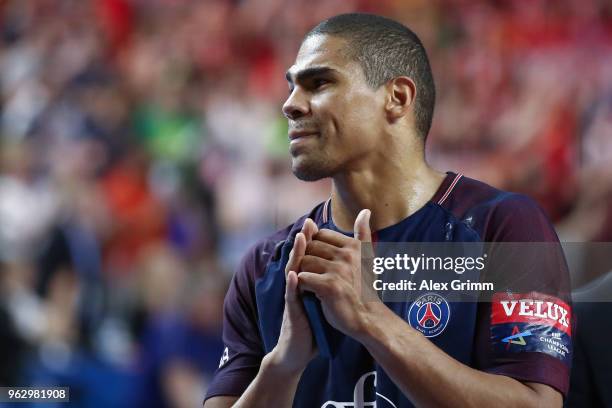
[343,95,382,141]
[313,90,381,145]
[311,96,341,136]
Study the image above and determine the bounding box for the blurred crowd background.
[0,0,611,407]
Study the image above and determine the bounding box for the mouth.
[288,131,319,141]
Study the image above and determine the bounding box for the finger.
[297,271,332,298]
[305,240,338,260]
[301,255,335,274]
[285,270,305,319]
[302,218,319,243]
[314,229,352,247]
[285,232,306,276]
[354,209,372,243]
[285,270,299,302]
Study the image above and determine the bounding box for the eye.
[313,78,329,89]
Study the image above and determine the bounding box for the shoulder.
[441,174,557,242]
[441,174,528,216]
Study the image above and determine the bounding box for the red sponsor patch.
[491,292,571,336]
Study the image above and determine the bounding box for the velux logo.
[491,292,572,336]
[499,299,570,328]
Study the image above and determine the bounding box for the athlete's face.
[283,35,386,181]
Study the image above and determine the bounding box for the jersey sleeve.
[204,243,267,402]
[473,194,573,397]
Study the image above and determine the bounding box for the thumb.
[354,209,376,300]
[354,209,372,242]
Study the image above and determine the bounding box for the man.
[204,13,572,407]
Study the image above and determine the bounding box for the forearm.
[355,304,558,408]
[232,352,303,408]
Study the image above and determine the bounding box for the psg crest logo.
[407,293,450,337]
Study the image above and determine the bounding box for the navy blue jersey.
[204,172,573,407]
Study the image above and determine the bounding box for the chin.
[291,156,333,181]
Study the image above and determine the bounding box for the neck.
[329,155,446,233]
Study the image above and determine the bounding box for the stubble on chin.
[290,154,335,182]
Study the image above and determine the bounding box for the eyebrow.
[285,66,337,85]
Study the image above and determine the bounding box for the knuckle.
[304,241,316,255]
[325,275,339,294]
[301,255,314,271]
[331,260,344,273]
[338,250,355,266]
[327,279,342,296]
[340,265,352,277]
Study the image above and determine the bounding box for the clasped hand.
[269,209,380,374]
[297,209,380,337]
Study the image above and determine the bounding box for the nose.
[282,88,309,120]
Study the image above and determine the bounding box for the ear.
[384,76,416,121]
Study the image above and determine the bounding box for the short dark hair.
[305,13,436,140]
